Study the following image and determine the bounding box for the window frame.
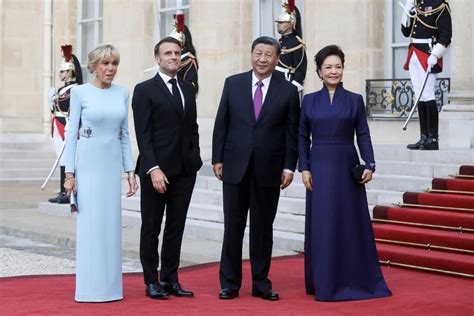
[155,0,190,41]
[77,0,103,79]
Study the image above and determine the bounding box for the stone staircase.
[121,145,472,252]
[15,131,469,252]
[0,133,58,184]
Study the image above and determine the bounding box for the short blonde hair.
[87,44,120,73]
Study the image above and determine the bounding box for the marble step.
[123,185,395,217]
[193,174,427,199]
[366,174,433,192]
[0,168,59,180]
[0,133,50,143]
[0,159,56,169]
[39,201,377,253]
[375,160,459,178]
[372,145,474,164]
[0,150,56,159]
[182,218,304,252]
[0,142,53,150]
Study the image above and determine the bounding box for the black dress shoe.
[160,281,194,297]
[219,288,239,299]
[145,282,169,299]
[252,290,279,301]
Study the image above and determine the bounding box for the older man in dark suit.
[212,36,300,301]
[132,37,202,300]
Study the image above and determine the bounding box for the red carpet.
[373,206,474,229]
[403,192,474,209]
[459,165,474,176]
[1,256,473,315]
[432,178,474,192]
[373,165,474,278]
[373,223,474,251]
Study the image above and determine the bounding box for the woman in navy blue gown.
[298,45,391,301]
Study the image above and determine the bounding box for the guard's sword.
[41,120,68,190]
[402,68,430,131]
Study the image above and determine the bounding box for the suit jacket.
[132,73,202,178]
[212,70,300,187]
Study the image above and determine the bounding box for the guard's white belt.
[54,112,67,118]
[411,38,433,44]
[275,66,295,74]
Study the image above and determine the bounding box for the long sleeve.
[120,90,134,173]
[284,85,300,171]
[211,78,230,164]
[131,84,156,173]
[355,95,376,171]
[436,3,452,47]
[64,87,81,173]
[401,16,414,37]
[298,95,311,172]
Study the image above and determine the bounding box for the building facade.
[1,0,472,147]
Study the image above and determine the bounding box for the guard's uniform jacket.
[178,48,199,93]
[51,81,77,139]
[276,32,307,90]
[401,0,452,73]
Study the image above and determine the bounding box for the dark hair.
[314,45,345,78]
[154,37,182,56]
[251,36,281,55]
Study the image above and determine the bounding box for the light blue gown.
[65,83,134,302]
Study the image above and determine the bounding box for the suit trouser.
[220,160,280,292]
[139,172,196,285]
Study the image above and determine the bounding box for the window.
[155,0,190,41]
[253,0,303,38]
[77,0,103,81]
[384,0,450,78]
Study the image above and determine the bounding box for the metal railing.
[365,78,450,120]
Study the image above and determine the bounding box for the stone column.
[439,1,474,148]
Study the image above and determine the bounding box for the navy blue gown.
[298,84,391,301]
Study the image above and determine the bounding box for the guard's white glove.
[400,0,415,26]
[404,0,415,11]
[427,43,448,70]
[48,87,56,112]
[427,54,438,69]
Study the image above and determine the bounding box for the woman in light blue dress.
[64,44,138,302]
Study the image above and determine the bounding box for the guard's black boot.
[407,101,428,150]
[48,193,62,203]
[56,192,70,204]
[57,166,70,203]
[49,166,70,203]
[421,100,439,150]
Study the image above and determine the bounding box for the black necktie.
[169,78,184,112]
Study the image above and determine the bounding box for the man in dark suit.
[132,37,202,300]
[212,36,300,301]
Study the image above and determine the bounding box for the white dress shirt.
[252,72,272,103]
[157,70,185,109]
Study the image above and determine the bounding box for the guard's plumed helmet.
[169,11,186,48]
[59,45,75,72]
[275,0,297,29]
